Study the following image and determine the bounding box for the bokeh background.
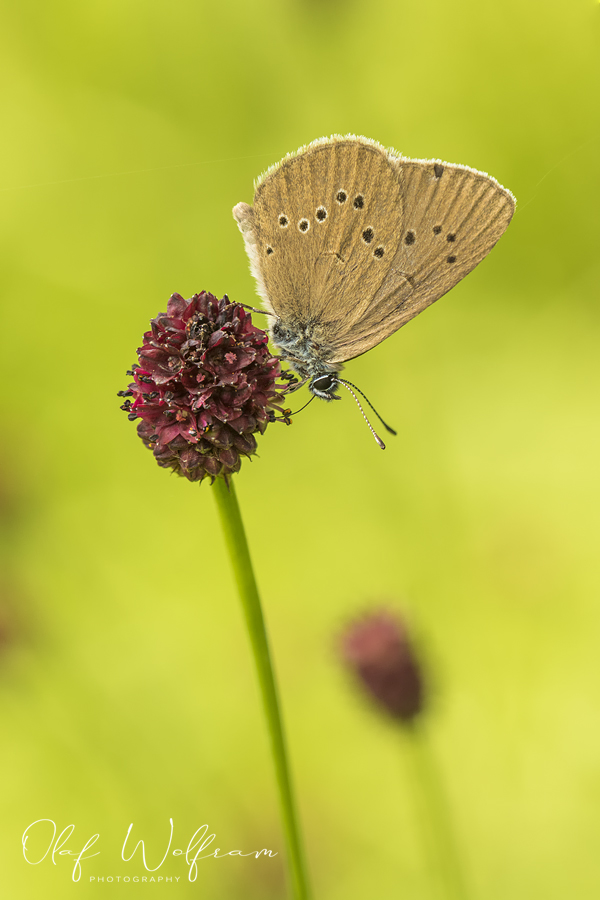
[1,0,599,896]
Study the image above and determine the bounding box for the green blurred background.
[1,0,599,896]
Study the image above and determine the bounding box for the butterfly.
[233,135,515,446]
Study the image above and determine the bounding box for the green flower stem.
[403,721,469,900]
[212,476,310,900]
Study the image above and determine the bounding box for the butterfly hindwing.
[327,155,515,363]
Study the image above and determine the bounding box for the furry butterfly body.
[233,135,515,402]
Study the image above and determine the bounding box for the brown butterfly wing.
[329,156,515,363]
[235,138,406,329]
[233,136,515,364]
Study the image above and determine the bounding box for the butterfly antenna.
[338,379,397,436]
[336,381,387,450]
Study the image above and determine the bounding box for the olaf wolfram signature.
[21,818,277,882]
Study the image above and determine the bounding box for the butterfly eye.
[311,373,338,396]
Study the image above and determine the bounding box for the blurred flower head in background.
[340,609,425,723]
[120,291,291,483]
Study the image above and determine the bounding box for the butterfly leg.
[236,302,277,317]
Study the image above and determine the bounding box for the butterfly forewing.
[251,139,406,329]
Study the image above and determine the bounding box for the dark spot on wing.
[362,227,374,244]
[434,164,444,178]
[447,255,457,264]
[404,230,416,245]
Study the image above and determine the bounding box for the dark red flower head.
[340,610,425,723]
[119,292,292,483]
